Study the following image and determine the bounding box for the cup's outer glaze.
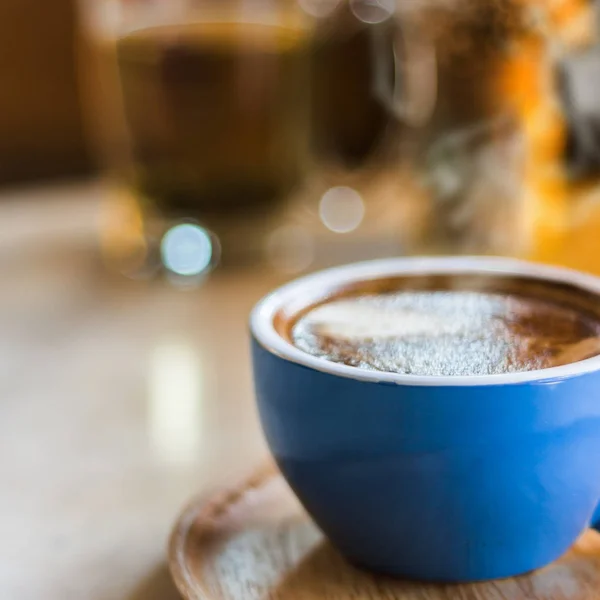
[250,257,600,582]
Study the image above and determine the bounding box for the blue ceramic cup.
[250,257,600,582]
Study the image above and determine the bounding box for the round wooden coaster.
[169,466,600,599]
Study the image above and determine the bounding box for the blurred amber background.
[0,0,91,183]
[0,0,600,270]
[3,0,600,274]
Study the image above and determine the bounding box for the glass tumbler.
[79,0,317,276]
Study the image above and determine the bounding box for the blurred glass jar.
[77,0,597,279]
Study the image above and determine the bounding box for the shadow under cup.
[250,257,600,582]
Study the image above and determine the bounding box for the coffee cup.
[250,257,600,582]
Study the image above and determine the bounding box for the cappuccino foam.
[290,290,600,377]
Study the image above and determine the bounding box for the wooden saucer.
[169,466,600,599]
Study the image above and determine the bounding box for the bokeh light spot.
[319,186,365,234]
[161,223,214,276]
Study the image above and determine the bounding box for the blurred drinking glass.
[79,0,315,275]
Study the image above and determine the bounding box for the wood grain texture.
[170,467,600,600]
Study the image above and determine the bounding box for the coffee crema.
[283,275,600,377]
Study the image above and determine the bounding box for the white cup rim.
[250,256,600,387]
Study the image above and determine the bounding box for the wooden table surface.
[4,180,600,600]
[0,181,280,599]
